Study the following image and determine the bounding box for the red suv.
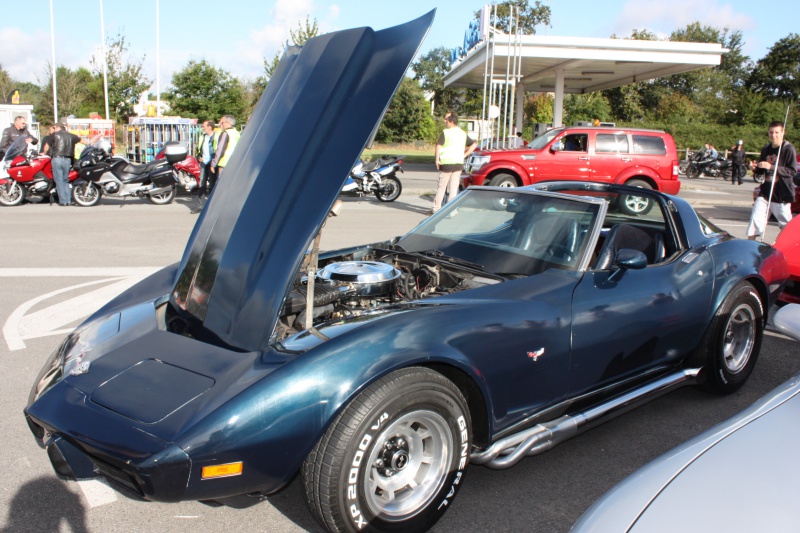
[462,126,681,196]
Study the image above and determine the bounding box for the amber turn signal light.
[201,462,243,479]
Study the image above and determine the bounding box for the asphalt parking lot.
[1,169,795,532]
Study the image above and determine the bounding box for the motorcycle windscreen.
[171,11,434,352]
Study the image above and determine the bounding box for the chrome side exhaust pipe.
[471,368,703,469]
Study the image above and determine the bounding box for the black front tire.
[374,176,402,202]
[303,367,471,533]
[72,182,102,207]
[696,283,763,394]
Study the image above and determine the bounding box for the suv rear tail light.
[672,160,679,178]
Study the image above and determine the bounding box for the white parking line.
[77,479,119,508]
[3,267,161,350]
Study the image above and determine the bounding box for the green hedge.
[619,121,800,157]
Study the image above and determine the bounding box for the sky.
[1,0,797,93]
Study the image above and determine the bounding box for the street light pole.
[100,0,110,120]
[49,0,58,123]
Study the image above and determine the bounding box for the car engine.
[275,248,502,341]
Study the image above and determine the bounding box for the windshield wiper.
[415,250,486,271]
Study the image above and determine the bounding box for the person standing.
[40,125,58,155]
[190,120,217,214]
[730,139,746,185]
[49,124,81,206]
[432,111,476,214]
[746,121,797,240]
[209,115,240,182]
[0,116,38,159]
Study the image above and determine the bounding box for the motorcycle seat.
[121,160,167,175]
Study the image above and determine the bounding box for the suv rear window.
[632,135,667,155]
[596,134,629,154]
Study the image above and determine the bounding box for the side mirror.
[550,142,563,153]
[608,249,647,281]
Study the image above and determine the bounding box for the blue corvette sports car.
[24,11,789,533]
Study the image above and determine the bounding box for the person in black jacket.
[50,124,81,206]
[730,139,746,185]
[746,121,796,240]
[0,116,38,159]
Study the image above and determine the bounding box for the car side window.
[596,134,629,154]
[562,134,588,152]
[632,135,667,155]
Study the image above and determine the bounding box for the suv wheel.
[619,179,654,215]
[489,173,517,187]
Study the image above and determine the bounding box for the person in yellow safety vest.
[431,111,476,214]
[73,137,87,160]
[209,114,240,179]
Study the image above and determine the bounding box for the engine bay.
[275,245,503,341]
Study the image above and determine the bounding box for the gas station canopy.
[443,34,727,127]
[445,35,726,93]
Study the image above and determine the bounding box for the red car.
[774,216,800,304]
[461,127,681,204]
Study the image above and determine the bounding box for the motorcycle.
[0,136,79,206]
[155,147,201,192]
[71,140,186,206]
[686,152,732,180]
[341,155,403,202]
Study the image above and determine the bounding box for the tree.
[259,17,320,88]
[0,65,14,104]
[475,1,551,35]
[164,60,247,125]
[376,77,434,143]
[91,33,151,123]
[563,93,612,125]
[747,33,800,100]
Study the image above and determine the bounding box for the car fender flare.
[177,337,494,496]
[615,172,658,190]
[481,161,526,186]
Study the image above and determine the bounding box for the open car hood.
[170,12,434,352]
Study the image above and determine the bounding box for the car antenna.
[761,104,791,243]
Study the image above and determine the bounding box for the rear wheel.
[488,173,516,187]
[72,182,102,207]
[618,179,653,215]
[303,367,470,533]
[374,176,402,202]
[0,180,26,206]
[696,283,763,394]
[148,185,176,205]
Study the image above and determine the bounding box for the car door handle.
[578,156,590,161]
[621,157,633,162]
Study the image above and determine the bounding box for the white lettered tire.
[303,367,471,532]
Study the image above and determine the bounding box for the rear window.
[596,134,630,154]
[632,135,666,155]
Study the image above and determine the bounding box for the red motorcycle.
[0,137,79,206]
[155,146,201,192]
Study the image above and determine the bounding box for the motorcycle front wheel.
[374,176,402,202]
[72,182,102,207]
[148,185,176,205]
[686,166,700,179]
[0,180,26,206]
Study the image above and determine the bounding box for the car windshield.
[398,189,601,277]
[527,128,565,150]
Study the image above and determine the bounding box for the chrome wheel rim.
[722,303,756,373]
[364,410,452,520]
[624,195,649,213]
[1,181,23,204]
[496,180,514,188]
[75,184,98,204]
